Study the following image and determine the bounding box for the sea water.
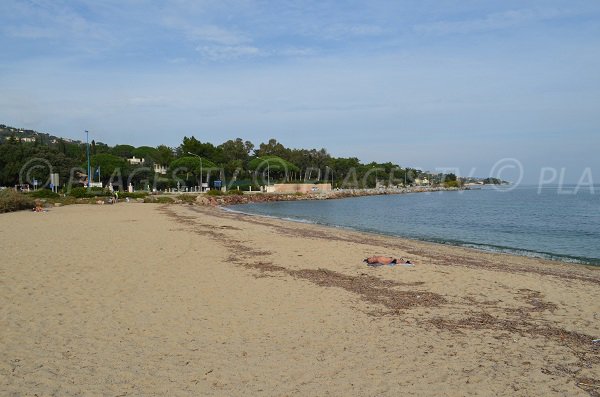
[228,185,600,265]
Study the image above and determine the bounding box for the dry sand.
[1,203,599,396]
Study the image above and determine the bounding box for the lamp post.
[187,152,203,192]
[85,130,90,188]
[256,157,270,187]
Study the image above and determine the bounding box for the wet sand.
[1,203,599,396]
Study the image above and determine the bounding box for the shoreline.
[8,185,600,267]
[214,204,600,280]
[195,185,470,206]
[219,201,600,268]
[1,203,599,395]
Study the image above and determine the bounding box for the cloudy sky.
[1,0,598,183]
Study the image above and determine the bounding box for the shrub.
[444,180,461,188]
[68,187,112,198]
[177,194,198,203]
[29,189,60,199]
[68,188,87,198]
[58,196,77,205]
[119,191,149,199]
[206,190,223,196]
[0,190,35,213]
[144,196,174,203]
[226,190,244,195]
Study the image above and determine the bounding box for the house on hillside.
[127,156,145,165]
[127,156,167,174]
[153,164,167,174]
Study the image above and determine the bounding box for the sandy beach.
[1,202,599,396]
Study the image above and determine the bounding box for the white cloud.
[301,22,387,41]
[162,17,249,45]
[167,57,188,64]
[5,25,58,39]
[414,8,567,35]
[341,24,386,37]
[1,1,116,53]
[185,24,248,45]
[196,45,261,61]
[161,14,262,61]
[277,47,316,57]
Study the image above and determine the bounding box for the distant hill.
[0,124,82,145]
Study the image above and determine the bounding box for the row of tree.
[0,132,444,190]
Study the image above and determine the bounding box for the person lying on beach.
[364,256,397,265]
[364,256,412,266]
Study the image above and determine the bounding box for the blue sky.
[1,0,599,182]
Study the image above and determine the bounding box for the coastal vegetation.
[29,189,60,199]
[0,124,503,194]
[68,187,112,198]
[0,189,35,213]
[143,195,174,204]
[481,177,505,185]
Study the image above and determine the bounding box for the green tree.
[248,155,299,183]
[218,138,254,163]
[169,156,218,185]
[178,136,224,164]
[110,144,135,158]
[133,146,160,162]
[0,138,24,185]
[0,140,78,187]
[218,138,254,177]
[156,145,175,165]
[255,139,289,159]
[90,153,128,183]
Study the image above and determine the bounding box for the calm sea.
[227,186,600,266]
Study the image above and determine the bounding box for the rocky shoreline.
[195,186,466,206]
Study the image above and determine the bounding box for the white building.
[153,164,168,174]
[127,156,145,165]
